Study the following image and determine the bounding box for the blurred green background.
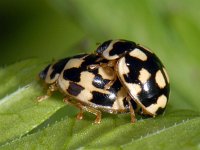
[0,0,200,149]
[1,0,200,110]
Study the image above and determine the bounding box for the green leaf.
[1,0,200,150]
[0,109,199,150]
[0,59,65,145]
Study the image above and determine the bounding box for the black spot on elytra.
[81,54,101,67]
[120,47,170,108]
[39,64,50,80]
[62,54,109,85]
[50,54,88,80]
[63,68,81,82]
[138,77,170,107]
[67,82,84,96]
[92,74,110,89]
[110,79,122,91]
[124,48,163,84]
[50,58,70,79]
[133,79,164,107]
[81,54,109,74]
[140,96,158,107]
[90,91,115,107]
[156,107,165,115]
[109,40,136,56]
[62,54,99,83]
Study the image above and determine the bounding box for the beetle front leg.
[88,61,117,90]
[104,75,117,90]
[87,60,117,70]
[37,83,58,102]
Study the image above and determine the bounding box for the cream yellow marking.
[112,87,127,110]
[129,48,148,61]
[112,99,122,110]
[58,71,109,102]
[79,72,110,94]
[117,57,141,97]
[118,57,130,74]
[65,58,84,69]
[57,77,70,94]
[138,45,152,53]
[138,68,151,84]
[145,94,167,115]
[155,70,166,88]
[163,67,170,83]
[98,67,115,80]
[127,83,142,97]
[77,89,93,102]
[45,66,59,84]
[145,104,157,115]
[157,95,167,108]
[102,39,121,60]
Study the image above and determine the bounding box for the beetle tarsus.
[76,111,84,120]
[37,83,58,102]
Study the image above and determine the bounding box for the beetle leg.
[87,64,100,70]
[87,60,117,70]
[127,97,136,123]
[63,97,84,120]
[64,98,102,124]
[87,63,108,70]
[83,106,102,124]
[87,61,117,90]
[106,60,117,67]
[37,83,58,102]
[104,74,117,90]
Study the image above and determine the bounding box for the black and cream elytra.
[38,39,170,124]
[95,39,170,117]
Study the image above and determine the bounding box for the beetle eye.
[96,40,112,54]
[39,64,50,80]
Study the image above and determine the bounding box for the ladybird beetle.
[38,53,138,123]
[94,39,170,117]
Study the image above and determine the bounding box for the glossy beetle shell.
[39,53,138,114]
[96,39,170,116]
[57,54,138,113]
[39,54,88,84]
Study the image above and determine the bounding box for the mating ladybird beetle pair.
[38,39,170,124]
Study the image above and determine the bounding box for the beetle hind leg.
[64,97,84,120]
[84,106,102,124]
[126,97,136,123]
[64,98,102,124]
